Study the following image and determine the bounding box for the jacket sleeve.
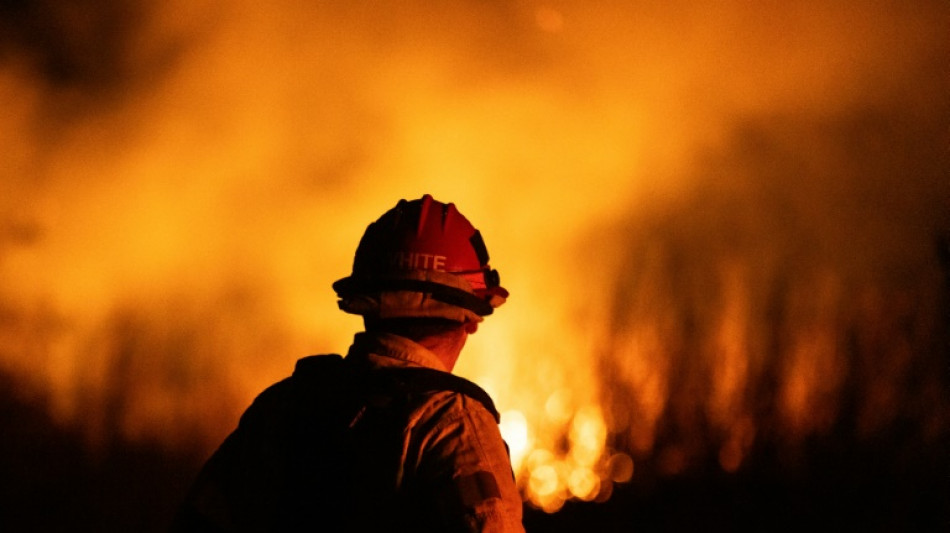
[170,432,241,532]
[407,393,526,533]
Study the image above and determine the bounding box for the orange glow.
[499,409,531,472]
[608,453,635,483]
[1,0,949,516]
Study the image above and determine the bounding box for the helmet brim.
[333,271,505,318]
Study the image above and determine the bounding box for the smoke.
[1,0,949,517]
[600,103,950,468]
[588,2,950,471]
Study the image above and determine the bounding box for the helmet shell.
[333,195,507,321]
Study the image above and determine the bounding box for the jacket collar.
[346,331,449,372]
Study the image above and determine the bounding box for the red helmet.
[333,195,508,321]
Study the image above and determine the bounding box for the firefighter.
[173,195,525,532]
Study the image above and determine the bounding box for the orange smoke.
[1,0,949,514]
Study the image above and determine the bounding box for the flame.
[1,0,949,516]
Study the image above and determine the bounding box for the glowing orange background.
[1,0,948,521]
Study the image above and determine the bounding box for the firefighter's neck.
[415,329,468,372]
[428,322,478,372]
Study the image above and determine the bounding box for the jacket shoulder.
[238,354,346,426]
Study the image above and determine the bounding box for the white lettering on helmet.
[390,252,448,271]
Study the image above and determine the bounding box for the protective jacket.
[173,332,524,532]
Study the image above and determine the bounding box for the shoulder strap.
[292,354,499,422]
[373,366,500,422]
[293,353,345,377]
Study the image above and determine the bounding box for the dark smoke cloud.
[0,0,184,98]
[602,77,950,474]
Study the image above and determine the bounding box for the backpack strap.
[293,353,345,377]
[293,354,500,422]
[373,366,500,423]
